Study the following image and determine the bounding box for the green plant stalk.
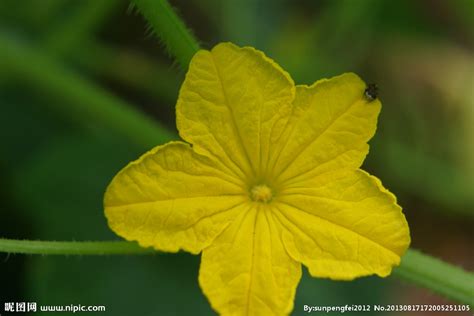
[0,239,472,304]
[132,0,200,69]
[392,249,473,305]
[0,239,154,255]
[0,33,175,148]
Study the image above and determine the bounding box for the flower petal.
[274,170,410,280]
[269,73,379,187]
[177,42,295,182]
[199,205,301,315]
[104,141,247,254]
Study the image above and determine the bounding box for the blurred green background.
[0,0,473,315]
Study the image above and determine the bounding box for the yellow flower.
[104,43,410,315]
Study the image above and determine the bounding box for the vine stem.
[0,239,472,305]
[392,249,473,305]
[0,239,154,255]
[131,0,200,69]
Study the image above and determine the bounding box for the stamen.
[250,185,273,203]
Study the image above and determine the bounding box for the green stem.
[131,0,200,69]
[0,238,472,304]
[392,249,474,305]
[0,33,175,148]
[0,239,154,255]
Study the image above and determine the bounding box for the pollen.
[250,184,273,203]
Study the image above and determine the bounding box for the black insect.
[364,83,378,101]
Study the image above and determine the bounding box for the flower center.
[250,184,273,203]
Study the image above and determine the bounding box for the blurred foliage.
[0,0,472,315]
